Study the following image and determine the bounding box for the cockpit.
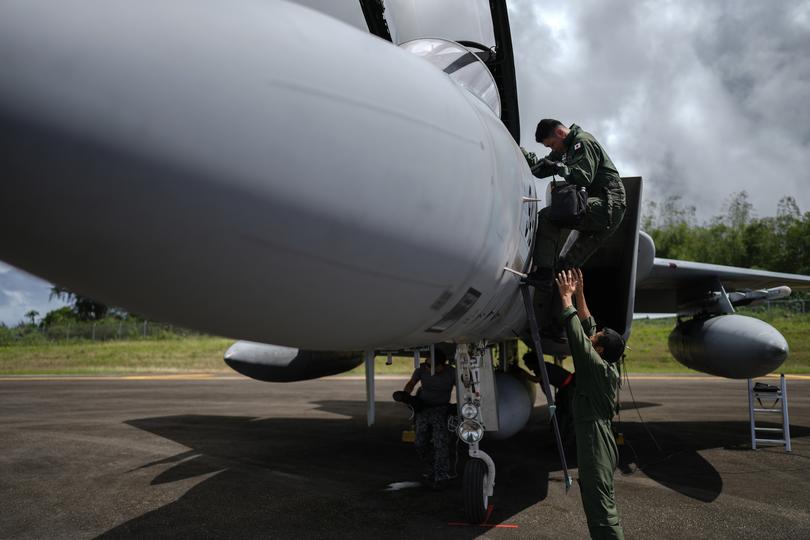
[399,38,501,117]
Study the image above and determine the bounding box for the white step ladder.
[747,374,791,452]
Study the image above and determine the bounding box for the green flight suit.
[562,305,624,540]
[528,125,627,332]
[530,124,627,270]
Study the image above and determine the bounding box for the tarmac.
[1,374,809,539]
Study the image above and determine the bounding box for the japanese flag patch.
[574,142,582,151]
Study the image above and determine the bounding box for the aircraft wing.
[636,257,810,314]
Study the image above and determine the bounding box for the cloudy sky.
[0,262,67,327]
[2,0,809,325]
[509,0,810,218]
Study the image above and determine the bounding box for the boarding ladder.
[747,374,791,451]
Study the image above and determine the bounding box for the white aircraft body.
[2,0,810,523]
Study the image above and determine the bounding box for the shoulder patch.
[574,142,582,151]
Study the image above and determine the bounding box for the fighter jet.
[1,0,809,523]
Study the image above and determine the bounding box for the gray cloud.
[509,0,810,219]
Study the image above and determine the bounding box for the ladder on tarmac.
[747,374,791,452]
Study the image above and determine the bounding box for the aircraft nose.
[0,0,504,350]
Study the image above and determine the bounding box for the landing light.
[458,420,484,444]
[460,402,479,419]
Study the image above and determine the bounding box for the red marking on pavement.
[447,522,519,529]
[448,505,519,529]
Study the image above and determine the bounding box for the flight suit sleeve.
[581,315,597,338]
[561,306,602,377]
[560,139,599,188]
[530,151,564,179]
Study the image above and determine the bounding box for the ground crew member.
[396,350,455,488]
[555,268,626,539]
[525,119,627,337]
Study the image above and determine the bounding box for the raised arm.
[573,268,590,319]
[556,270,602,375]
[572,268,598,337]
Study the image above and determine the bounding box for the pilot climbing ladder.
[747,374,791,452]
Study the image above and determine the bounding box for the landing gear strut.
[455,343,496,523]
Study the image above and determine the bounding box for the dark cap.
[598,328,625,364]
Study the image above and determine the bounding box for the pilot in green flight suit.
[555,268,625,540]
[523,119,627,336]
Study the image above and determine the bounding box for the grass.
[1,310,809,376]
[0,337,233,375]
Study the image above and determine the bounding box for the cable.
[623,364,665,455]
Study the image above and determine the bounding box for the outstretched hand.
[555,270,577,300]
[572,268,584,295]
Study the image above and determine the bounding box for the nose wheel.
[463,458,489,524]
[455,343,497,524]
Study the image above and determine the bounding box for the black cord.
[623,366,665,455]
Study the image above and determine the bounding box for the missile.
[668,314,789,379]
[0,0,535,350]
[727,286,792,307]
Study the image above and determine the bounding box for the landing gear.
[455,343,497,524]
[463,458,489,524]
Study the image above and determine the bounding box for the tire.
[463,458,489,524]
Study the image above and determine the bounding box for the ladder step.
[749,375,791,452]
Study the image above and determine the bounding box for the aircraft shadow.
[614,418,810,502]
[98,405,548,539]
[97,402,809,538]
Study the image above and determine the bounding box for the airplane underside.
[2,0,810,526]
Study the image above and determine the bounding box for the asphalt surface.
[1,375,809,539]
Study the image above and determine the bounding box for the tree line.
[643,192,810,275]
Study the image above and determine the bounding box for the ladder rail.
[782,374,792,452]
[747,378,756,449]
[748,374,791,452]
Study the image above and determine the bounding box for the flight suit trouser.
[533,197,626,271]
[532,198,626,331]
[414,405,451,482]
[575,418,624,540]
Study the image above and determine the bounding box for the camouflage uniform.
[414,405,451,483]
